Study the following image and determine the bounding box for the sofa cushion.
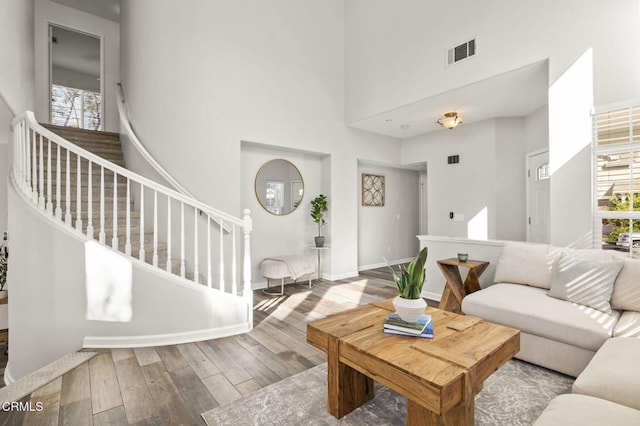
[572,337,640,410]
[462,283,619,351]
[547,252,623,314]
[614,311,640,337]
[494,242,555,289]
[533,394,640,426]
[611,259,640,312]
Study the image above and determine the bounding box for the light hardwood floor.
[0,268,433,425]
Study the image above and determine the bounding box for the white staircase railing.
[11,111,253,300]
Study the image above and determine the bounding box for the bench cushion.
[534,394,640,426]
[572,337,640,410]
[462,283,619,351]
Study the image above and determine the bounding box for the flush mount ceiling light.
[437,112,462,130]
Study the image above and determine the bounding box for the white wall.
[402,119,498,238]
[495,118,526,241]
[0,0,35,116]
[357,163,419,269]
[346,0,640,247]
[241,144,325,284]
[34,0,120,131]
[0,0,35,239]
[120,0,400,280]
[524,105,549,154]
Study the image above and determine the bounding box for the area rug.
[202,359,574,425]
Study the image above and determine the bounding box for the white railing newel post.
[242,209,252,298]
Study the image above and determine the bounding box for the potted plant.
[0,239,7,291]
[310,194,328,247]
[388,247,428,322]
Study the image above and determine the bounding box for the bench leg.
[262,278,285,296]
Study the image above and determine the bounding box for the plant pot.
[392,295,427,322]
[314,236,325,248]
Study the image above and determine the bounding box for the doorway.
[526,149,550,243]
[49,25,103,130]
[419,172,428,235]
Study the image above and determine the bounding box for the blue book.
[383,313,432,335]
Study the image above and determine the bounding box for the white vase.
[392,295,427,322]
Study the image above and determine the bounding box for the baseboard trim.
[82,323,252,348]
[359,257,413,271]
[422,290,442,302]
[324,271,359,281]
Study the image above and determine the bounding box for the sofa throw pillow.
[611,259,640,312]
[494,241,555,289]
[547,252,624,314]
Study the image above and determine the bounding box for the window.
[265,181,284,215]
[51,84,101,130]
[593,104,640,257]
[537,163,550,181]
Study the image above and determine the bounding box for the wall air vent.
[447,38,476,66]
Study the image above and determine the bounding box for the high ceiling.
[348,60,549,139]
[50,0,120,22]
[48,1,547,141]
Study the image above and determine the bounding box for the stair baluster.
[180,201,185,278]
[46,138,52,214]
[153,190,158,267]
[76,154,82,232]
[220,218,226,292]
[166,197,172,273]
[139,185,145,262]
[87,162,94,238]
[31,131,37,202]
[55,143,61,219]
[65,149,71,224]
[38,135,44,209]
[112,171,118,250]
[125,178,131,255]
[193,208,199,283]
[207,215,212,288]
[99,166,105,244]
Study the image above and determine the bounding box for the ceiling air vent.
[447,38,476,66]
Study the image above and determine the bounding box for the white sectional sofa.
[460,241,640,423]
[462,241,640,377]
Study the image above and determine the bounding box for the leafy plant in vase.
[388,247,428,322]
[310,194,328,247]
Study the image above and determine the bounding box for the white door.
[526,150,550,243]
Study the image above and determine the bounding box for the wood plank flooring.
[0,268,433,425]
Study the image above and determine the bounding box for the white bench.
[261,256,315,296]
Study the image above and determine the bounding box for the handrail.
[10,110,253,297]
[13,111,244,227]
[116,83,196,199]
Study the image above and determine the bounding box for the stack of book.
[383,313,434,338]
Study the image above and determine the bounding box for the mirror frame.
[254,158,304,216]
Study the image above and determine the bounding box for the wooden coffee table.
[307,299,519,425]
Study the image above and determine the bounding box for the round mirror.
[255,159,304,215]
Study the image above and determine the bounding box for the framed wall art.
[362,173,385,206]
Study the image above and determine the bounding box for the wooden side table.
[437,258,489,313]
